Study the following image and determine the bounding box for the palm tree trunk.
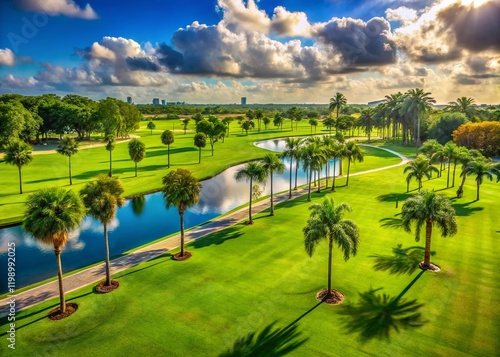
[135,162,138,177]
[307,168,312,201]
[476,180,480,201]
[248,178,253,223]
[346,158,351,186]
[294,159,299,189]
[457,173,467,198]
[452,160,457,187]
[167,145,170,168]
[331,159,336,192]
[416,116,421,146]
[423,218,432,267]
[211,142,214,156]
[104,223,111,286]
[407,180,410,193]
[69,156,72,185]
[288,158,293,199]
[325,161,329,189]
[327,238,333,295]
[447,160,451,187]
[18,166,22,194]
[179,209,185,256]
[198,147,201,164]
[317,169,321,193]
[270,171,275,216]
[109,150,113,177]
[54,247,66,313]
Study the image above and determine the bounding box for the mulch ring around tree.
[48,303,78,320]
[419,262,441,272]
[172,251,193,261]
[317,289,345,305]
[95,279,120,293]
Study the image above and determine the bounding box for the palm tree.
[461,160,495,201]
[281,137,303,198]
[323,116,336,134]
[234,162,267,224]
[104,135,115,177]
[345,141,364,187]
[309,118,318,134]
[194,132,207,164]
[399,89,435,146]
[329,92,347,124]
[128,138,146,177]
[303,198,360,302]
[330,142,345,192]
[162,169,202,260]
[80,175,124,289]
[261,153,285,216]
[56,136,79,185]
[401,190,457,270]
[321,135,335,189]
[301,142,327,200]
[359,107,376,142]
[456,149,483,198]
[147,121,156,135]
[443,141,457,188]
[3,139,33,194]
[404,155,439,192]
[23,187,85,315]
[445,97,479,121]
[161,130,174,168]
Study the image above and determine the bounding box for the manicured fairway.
[1,148,497,356]
[0,119,373,226]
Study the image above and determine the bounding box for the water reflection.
[0,138,325,292]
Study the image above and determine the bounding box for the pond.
[0,138,338,293]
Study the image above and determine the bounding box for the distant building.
[161,99,166,106]
[127,96,132,104]
[152,98,160,105]
[241,97,247,105]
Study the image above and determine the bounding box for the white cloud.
[385,6,418,24]
[15,0,98,19]
[0,48,16,66]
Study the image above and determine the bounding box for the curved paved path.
[0,145,408,317]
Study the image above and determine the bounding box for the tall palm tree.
[345,141,364,187]
[162,169,202,259]
[23,187,85,315]
[104,134,115,177]
[56,136,79,185]
[80,175,124,289]
[3,139,33,194]
[161,130,175,168]
[235,162,267,224]
[302,142,327,200]
[461,160,495,201]
[399,88,435,146]
[358,107,376,142]
[194,132,207,164]
[443,141,457,188]
[281,137,303,198]
[445,97,479,121]
[419,139,442,178]
[128,138,146,177]
[329,92,347,122]
[321,135,335,189]
[330,142,345,192]
[382,92,404,144]
[261,153,285,216]
[456,149,483,198]
[303,198,360,301]
[404,155,439,192]
[401,190,457,270]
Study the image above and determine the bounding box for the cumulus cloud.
[385,6,418,24]
[271,6,312,37]
[13,0,98,19]
[0,48,16,66]
[217,0,270,33]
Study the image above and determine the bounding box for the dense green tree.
[128,138,146,177]
[162,169,202,259]
[323,116,336,134]
[358,108,376,142]
[80,175,124,288]
[445,97,480,121]
[404,155,439,192]
[273,112,284,130]
[23,187,85,314]
[221,116,234,136]
[3,139,33,194]
[194,132,207,164]
[56,136,79,185]
[161,130,174,168]
[116,100,142,137]
[261,153,286,216]
[263,116,271,130]
[196,119,226,156]
[308,118,318,134]
[241,119,255,135]
[401,190,457,270]
[428,113,468,144]
[235,162,267,224]
[345,141,364,187]
[303,198,359,301]
[147,121,156,135]
[96,98,123,137]
[181,117,191,134]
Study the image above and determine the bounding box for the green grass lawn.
[0,119,394,226]
[1,148,498,356]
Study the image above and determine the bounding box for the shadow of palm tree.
[219,321,308,357]
[337,271,426,343]
[370,244,435,275]
[376,192,412,203]
[450,200,484,217]
[379,217,403,229]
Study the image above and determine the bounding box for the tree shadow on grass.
[191,227,244,249]
[370,244,435,276]
[450,200,484,217]
[219,308,315,357]
[72,165,164,180]
[337,271,426,343]
[379,217,403,230]
[376,192,412,203]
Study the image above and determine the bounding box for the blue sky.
[0,0,499,104]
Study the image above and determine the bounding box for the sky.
[0,0,499,104]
